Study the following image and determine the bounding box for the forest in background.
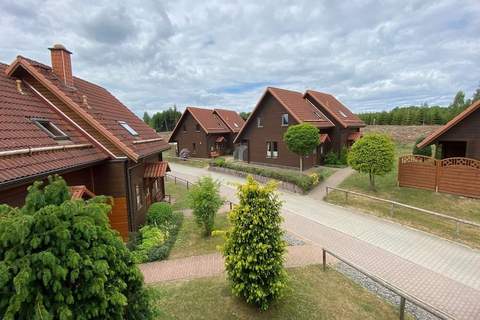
[358,88,480,125]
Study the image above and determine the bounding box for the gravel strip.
[335,262,441,320]
[283,232,305,246]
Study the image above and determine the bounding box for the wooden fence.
[398,155,480,198]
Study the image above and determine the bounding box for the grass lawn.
[165,180,190,211]
[169,213,229,259]
[152,265,408,320]
[164,147,209,168]
[325,143,480,248]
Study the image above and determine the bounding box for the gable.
[169,110,207,141]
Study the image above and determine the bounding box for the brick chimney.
[48,44,74,87]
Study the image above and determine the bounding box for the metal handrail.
[325,186,480,235]
[322,248,455,320]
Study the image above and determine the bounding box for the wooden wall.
[239,92,316,170]
[398,156,480,198]
[170,112,210,158]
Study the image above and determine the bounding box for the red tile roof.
[144,161,170,178]
[268,87,334,128]
[6,56,170,160]
[187,107,231,133]
[305,90,365,128]
[0,62,107,184]
[319,133,331,144]
[418,100,480,149]
[213,109,245,133]
[347,132,362,141]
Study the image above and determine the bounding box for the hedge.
[210,158,323,192]
[130,202,183,263]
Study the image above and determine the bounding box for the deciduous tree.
[283,123,319,171]
[188,176,223,236]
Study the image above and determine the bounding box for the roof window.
[234,122,239,128]
[339,111,348,118]
[32,118,69,140]
[119,121,139,136]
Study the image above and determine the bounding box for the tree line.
[358,88,480,125]
[143,106,182,132]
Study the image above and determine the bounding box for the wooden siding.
[240,92,316,170]
[437,108,480,160]
[170,112,209,158]
[398,155,480,198]
[110,197,129,240]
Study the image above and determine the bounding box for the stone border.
[208,165,304,194]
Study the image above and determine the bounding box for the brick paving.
[165,163,480,320]
[140,245,324,283]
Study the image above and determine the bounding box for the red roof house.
[168,106,245,158]
[0,44,170,239]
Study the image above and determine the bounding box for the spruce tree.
[0,176,155,320]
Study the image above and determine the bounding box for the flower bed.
[209,158,323,193]
[129,202,183,263]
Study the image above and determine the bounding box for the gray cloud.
[0,0,479,116]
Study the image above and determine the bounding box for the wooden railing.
[325,186,480,235]
[322,248,455,320]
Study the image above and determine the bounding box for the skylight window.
[32,118,69,140]
[339,111,348,118]
[119,121,139,136]
[234,122,239,128]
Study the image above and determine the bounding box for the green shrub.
[213,157,226,167]
[210,161,323,192]
[339,146,349,165]
[324,151,339,165]
[188,177,223,236]
[324,147,348,166]
[131,203,183,263]
[0,175,155,319]
[132,225,166,263]
[147,202,174,226]
[223,177,286,310]
[348,133,395,190]
[412,136,432,157]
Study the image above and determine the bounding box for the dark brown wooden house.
[168,107,245,158]
[0,44,171,239]
[234,87,365,170]
[418,100,480,160]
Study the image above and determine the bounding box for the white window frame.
[257,117,263,128]
[195,124,201,132]
[135,184,143,210]
[32,118,69,140]
[119,121,139,136]
[281,114,289,126]
[266,141,278,158]
[339,110,348,118]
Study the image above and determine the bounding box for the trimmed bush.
[188,176,223,236]
[210,161,324,192]
[0,175,155,319]
[223,177,286,310]
[324,147,348,166]
[283,123,319,171]
[348,133,395,190]
[412,136,432,157]
[131,226,166,263]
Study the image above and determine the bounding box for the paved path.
[166,163,480,320]
[141,245,324,283]
[309,166,354,200]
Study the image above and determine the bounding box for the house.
[0,44,171,239]
[168,107,245,158]
[417,100,480,160]
[233,87,365,170]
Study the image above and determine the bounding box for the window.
[281,114,289,126]
[266,141,278,158]
[135,184,143,210]
[118,121,138,136]
[32,119,69,140]
[257,117,263,128]
[183,124,187,132]
[339,110,348,118]
[195,124,200,132]
[192,142,196,153]
[233,122,239,128]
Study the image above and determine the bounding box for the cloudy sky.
[1,0,479,116]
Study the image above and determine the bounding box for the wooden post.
[174,176,177,184]
[399,297,406,320]
[345,191,348,203]
[229,201,232,210]
[322,249,326,271]
[456,222,460,236]
[390,203,395,216]
[186,181,189,189]
[326,186,329,196]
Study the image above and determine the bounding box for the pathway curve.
[141,245,324,283]
[165,163,480,320]
[309,166,354,200]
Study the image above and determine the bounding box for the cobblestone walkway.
[140,245,323,283]
[165,163,480,320]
